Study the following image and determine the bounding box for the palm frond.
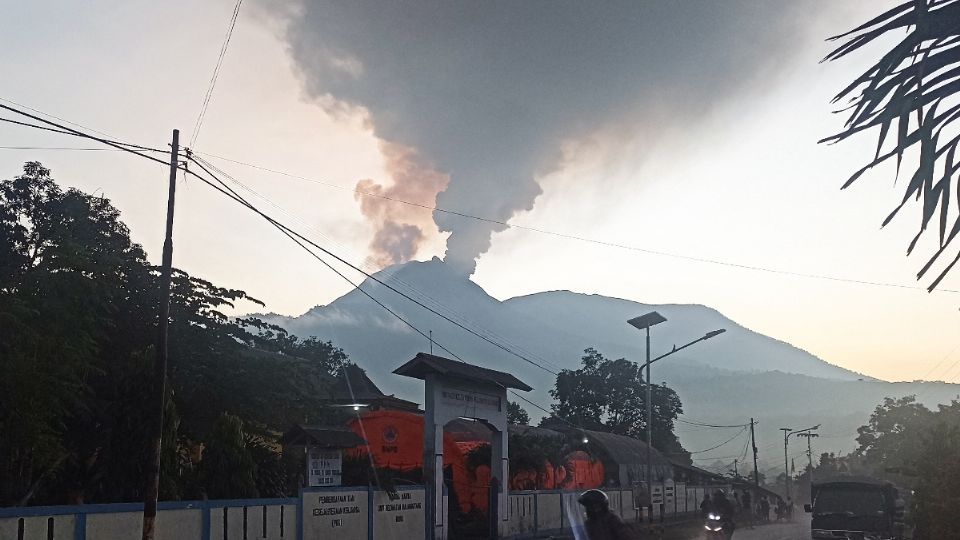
[824,0,960,290]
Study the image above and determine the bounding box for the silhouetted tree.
[823,0,960,290]
[507,401,530,425]
[550,348,688,461]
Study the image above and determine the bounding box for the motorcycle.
[704,512,734,539]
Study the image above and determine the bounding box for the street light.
[627,311,725,522]
[780,424,819,499]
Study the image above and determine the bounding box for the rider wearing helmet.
[710,489,736,539]
[577,489,633,540]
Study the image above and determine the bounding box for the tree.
[854,395,933,484]
[824,0,960,290]
[199,414,258,499]
[550,348,688,461]
[507,401,529,425]
[0,163,349,504]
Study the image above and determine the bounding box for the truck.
[804,476,906,540]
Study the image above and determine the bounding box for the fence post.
[74,512,86,540]
[367,485,374,540]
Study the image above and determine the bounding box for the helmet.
[577,489,610,513]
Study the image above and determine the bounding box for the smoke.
[272,0,814,275]
[355,141,449,267]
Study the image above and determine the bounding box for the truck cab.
[804,477,905,539]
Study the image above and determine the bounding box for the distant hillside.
[255,258,960,465]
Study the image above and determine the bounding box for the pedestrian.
[741,489,753,529]
[786,496,794,521]
[760,496,770,522]
[577,489,634,540]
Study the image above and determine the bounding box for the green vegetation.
[546,347,689,463]
[0,162,347,506]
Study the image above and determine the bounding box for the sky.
[1,0,958,383]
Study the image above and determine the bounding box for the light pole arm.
[641,330,725,370]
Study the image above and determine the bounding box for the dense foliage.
[548,348,689,463]
[0,163,347,505]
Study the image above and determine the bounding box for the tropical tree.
[550,348,688,461]
[507,401,530,425]
[0,162,349,504]
[823,0,960,290]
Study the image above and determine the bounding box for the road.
[722,517,810,540]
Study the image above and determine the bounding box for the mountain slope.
[255,258,960,464]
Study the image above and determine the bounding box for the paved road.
[722,517,810,540]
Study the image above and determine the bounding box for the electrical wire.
[0,145,124,151]
[189,0,243,148]
[676,417,751,429]
[190,155,566,373]
[687,427,747,455]
[196,150,960,295]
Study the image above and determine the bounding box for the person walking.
[740,490,753,529]
[760,496,770,522]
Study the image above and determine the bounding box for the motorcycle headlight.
[708,513,720,520]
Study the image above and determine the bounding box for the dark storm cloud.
[273,0,810,274]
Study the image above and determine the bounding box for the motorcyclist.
[711,489,736,539]
[577,489,634,540]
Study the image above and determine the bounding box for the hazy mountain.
[256,258,960,468]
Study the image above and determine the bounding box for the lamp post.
[780,424,819,499]
[627,311,725,522]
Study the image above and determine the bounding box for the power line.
[0,145,124,151]
[195,150,960,295]
[0,116,168,154]
[676,417,751,429]
[189,0,243,148]
[0,104,687,465]
[687,427,747,454]
[192,154,568,373]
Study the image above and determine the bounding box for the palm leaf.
[824,0,960,290]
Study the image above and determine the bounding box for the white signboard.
[308,449,342,487]
[373,490,425,536]
[440,388,501,414]
[303,490,367,539]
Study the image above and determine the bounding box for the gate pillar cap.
[393,352,533,392]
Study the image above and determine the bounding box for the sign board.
[651,484,664,505]
[307,449,342,487]
[302,490,367,539]
[373,490,425,536]
[439,387,502,414]
[664,479,675,506]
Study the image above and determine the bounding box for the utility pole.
[797,432,819,486]
[750,418,759,486]
[733,459,739,479]
[142,129,179,540]
[780,428,792,499]
[645,326,652,523]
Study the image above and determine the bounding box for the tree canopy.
[548,348,689,462]
[0,162,348,505]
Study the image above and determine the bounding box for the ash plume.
[271,0,814,275]
[355,141,449,267]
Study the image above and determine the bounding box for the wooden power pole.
[750,418,759,486]
[142,129,179,540]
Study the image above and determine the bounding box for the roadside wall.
[0,483,720,539]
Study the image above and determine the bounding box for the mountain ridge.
[250,258,960,465]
